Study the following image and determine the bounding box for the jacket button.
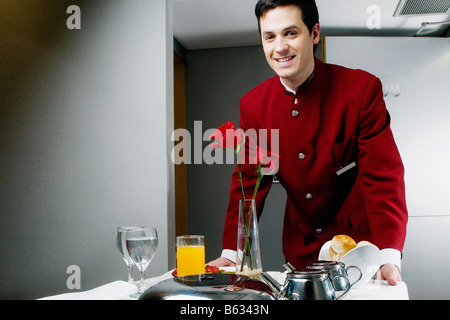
[291,109,299,117]
[298,152,306,160]
[306,193,313,200]
[316,228,322,234]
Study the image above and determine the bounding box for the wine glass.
[126,227,158,296]
[115,226,143,283]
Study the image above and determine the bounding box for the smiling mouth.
[275,56,295,63]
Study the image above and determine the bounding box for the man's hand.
[206,257,235,267]
[379,263,402,286]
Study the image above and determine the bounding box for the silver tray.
[139,273,276,300]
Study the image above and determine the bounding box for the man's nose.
[275,37,289,54]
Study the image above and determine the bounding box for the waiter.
[208,0,408,286]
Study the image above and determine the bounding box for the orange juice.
[176,245,205,276]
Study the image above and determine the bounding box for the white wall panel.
[402,216,450,299]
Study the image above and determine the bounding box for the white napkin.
[144,270,174,288]
[39,281,137,300]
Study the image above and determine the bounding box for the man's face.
[259,5,320,90]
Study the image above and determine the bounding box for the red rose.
[209,122,245,149]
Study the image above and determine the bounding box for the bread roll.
[328,235,357,261]
[357,240,373,247]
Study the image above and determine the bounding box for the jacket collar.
[276,56,325,103]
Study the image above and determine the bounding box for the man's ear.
[311,23,321,45]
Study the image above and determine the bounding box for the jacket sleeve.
[221,98,273,251]
[357,76,408,252]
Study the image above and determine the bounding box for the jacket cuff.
[221,249,237,263]
[380,248,402,270]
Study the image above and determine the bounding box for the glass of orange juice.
[176,235,205,277]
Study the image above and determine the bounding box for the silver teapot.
[261,269,350,300]
[306,260,362,292]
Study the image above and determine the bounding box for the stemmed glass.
[126,227,158,296]
[115,226,143,283]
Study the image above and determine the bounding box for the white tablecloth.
[39,270,408,300]
[343,280,409,300]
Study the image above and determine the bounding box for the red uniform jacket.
[222,57,408,269]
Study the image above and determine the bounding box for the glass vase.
[236,199,263,279]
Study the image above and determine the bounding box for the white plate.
[219,266,236,272]
[318,241,381,288]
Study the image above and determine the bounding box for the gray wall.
[184,44,323,271]
[0,0,175,299]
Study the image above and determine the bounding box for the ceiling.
[173,0,450,50]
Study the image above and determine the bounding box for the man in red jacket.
[208,0,408,286]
